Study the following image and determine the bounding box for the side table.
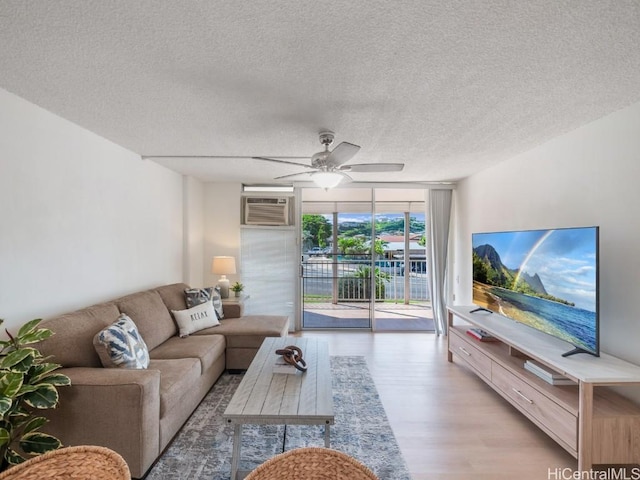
[222,294,250,305]
[221,294,249,317]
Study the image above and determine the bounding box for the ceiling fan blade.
[252,157,314,169]
[141,155,309,160]
[273,171,313,180]
[340,171,353,182]
[339,163,404,172]
[325,142,361,167]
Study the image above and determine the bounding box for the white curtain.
[426,189,453,336]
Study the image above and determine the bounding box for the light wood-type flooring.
[294,331,577,480]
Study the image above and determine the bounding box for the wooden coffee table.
[223,337,334,480]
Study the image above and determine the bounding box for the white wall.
[183,175,205,287]
[203,182,243,288]
[453,100,640,367]
[0,87,184,333]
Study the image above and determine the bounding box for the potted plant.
[230,282,245,297]
[0,318,70,470]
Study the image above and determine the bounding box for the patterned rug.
[145,356,411,480]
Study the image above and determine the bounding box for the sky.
[472,227,598,311]
[323,212,425,223]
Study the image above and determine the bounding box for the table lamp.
[212,256,236,299]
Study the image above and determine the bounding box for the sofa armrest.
[42,367,161,479]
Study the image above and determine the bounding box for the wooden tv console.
[447,306,640,470]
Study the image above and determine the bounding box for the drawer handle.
[512,388,534,404]
[458,346,471,356]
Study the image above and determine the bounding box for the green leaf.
[21,416,47,435]
[10,354,34,374]
[0,428,10,447]
[0,396,12,418]
[16,319,42,338]
[16,385,38,395]
[20,432,61,455]
[18,329,52,345]
[29,364,62,383]
[38,374,70,387]
[22,385,59,409]
[0,372,23,398]
[5,410,29,425]
[0,349,34,370]
[5,447,26,465]
[9,404,29,416]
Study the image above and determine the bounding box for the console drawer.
[491,363,577,450]
[449,330,491,379]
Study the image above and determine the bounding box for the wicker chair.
[0,445,131,480]
[244,447,379,480]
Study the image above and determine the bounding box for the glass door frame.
[300,208,375,330]
[299,186,430,332]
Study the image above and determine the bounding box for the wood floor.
[295,331,576,480]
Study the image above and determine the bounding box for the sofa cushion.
[149,358,201,418]
[155,283,190,314]
[194,315,289,349]
[93,314,150,369]
[37,302,121,368]
[116,290,177,351]
[150,334,226,374]
[172,302,220,337]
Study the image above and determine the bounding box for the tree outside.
[336,236,387,256]
[302,214,331,250]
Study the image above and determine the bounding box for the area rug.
[145,356,411,480]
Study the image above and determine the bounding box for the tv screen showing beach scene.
[472,226,599,356]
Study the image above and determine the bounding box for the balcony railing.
[302,256,429,302]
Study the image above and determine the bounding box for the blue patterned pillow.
[185,287,214,308]
[184,287,224,319]
[93,314,150,369]
[211,287,224,320]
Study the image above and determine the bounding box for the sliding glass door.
[301,207,374,329]
[372,209,431,331]
[300,187,433,331]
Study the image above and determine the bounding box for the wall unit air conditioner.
[243,197,291,226]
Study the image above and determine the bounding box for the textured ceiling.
[1,1,640,184]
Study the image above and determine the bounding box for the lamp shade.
[312,171,344,190]
[211,256,236,275]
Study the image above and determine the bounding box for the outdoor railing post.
[393,260,398,301]
[332,258,338,304]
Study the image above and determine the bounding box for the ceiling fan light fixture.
[311,171,343,190]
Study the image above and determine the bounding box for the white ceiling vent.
[243,197,291,226]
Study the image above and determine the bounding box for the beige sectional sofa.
[35,282,289,478]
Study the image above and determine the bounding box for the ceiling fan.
[253,131,404,189]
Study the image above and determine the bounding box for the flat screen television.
[472,226,599,357]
